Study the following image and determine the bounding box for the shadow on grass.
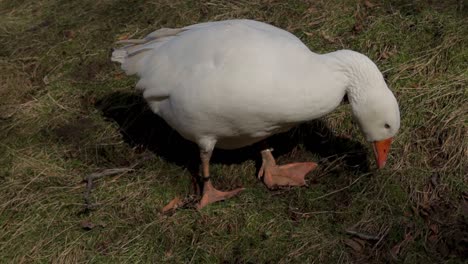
[96,91,370,175]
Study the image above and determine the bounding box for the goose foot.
[196,180,244,209]
[258,149,317,189]
[162,196,185,213]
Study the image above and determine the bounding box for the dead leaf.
[307,6,318,13]
[345,238,364,252]
[63,30,76,40]
[162,197,184,213]
[429,223,439,234]
[114,72,125,80]
[354,238,366,246]
[320,31,336,43]
[353,22,364,33]
[391,232,414,259]
[118,34,129,41]
[165,249,173,258]
[304,31,315,37]
[380,51,390,60]
[364,0,375,8]
[81,220,96,230]
[428,234,438,242]
[391,243,401,258]
[80,220,105,230]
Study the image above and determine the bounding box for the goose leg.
[258,149,317,189]
[196,150,244,209]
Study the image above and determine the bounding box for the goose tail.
[111,28,186,76]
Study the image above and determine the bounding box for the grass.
[0,0,467,262]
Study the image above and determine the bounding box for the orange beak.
[372,137,393,169]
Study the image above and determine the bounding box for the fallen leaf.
[391,243,401,258]
[162,197,184,213]
[303,31,315,37]
[429,223,439,234]
[114,72,125,80]
[165,249,173,258]
[80,220,104,230]
[307,6,318,13]
[320,31,336,43]
[380,51,390,60]
[353,22,364,33]
[391,232,414,259]
[344,238,364,252]
[118,34,129,41]
[63,30,76,40]
[81,220,96,230]
[354,238,366,246]
[364,0,375,8]
[428,234,438,242]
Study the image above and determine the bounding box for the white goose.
[111,19,400,209]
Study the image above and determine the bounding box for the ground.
[0,0,467,263]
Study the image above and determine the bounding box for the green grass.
[1,0,467,263]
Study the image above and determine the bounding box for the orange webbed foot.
[258,149,317,189]
[196,181,244,209]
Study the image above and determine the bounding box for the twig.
[346,229,380,241]
[82,168,134,212]
[81,155,153,213]
[290,209,345,218]
[309,173,370,202]
[373,226,391,249]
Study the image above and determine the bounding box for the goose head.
[351,84,400,169]
[337,50,400,169]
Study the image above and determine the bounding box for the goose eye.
[384,123,390,129]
